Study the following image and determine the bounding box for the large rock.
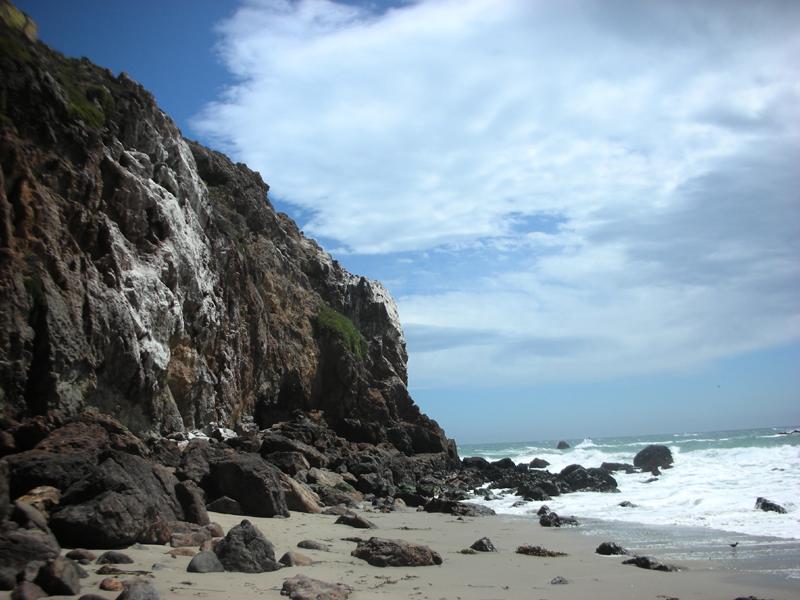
[5,451,95,499]
[335,513,376,529]
[186,551,224,573]
[633,445,673,471]
[280,575,351,600]
[49,451,182,547]
[175,480,209,525]
[351,537,442,567]
[424,498,495,517]
[470,537,496,552]
[213,519,281,573]
[278,473,322,513]
[595,542,629,556]
[208,453,289,518]
[0,528,60,578]
[559,464,617,492]
[556,441,570,449]
[33,557,81,595]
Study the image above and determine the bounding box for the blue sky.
[18,0,800,442]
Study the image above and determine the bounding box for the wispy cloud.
[196,0,800,387]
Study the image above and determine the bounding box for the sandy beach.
[6,508,793,600]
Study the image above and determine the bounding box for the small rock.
[516,545,567,557]
[539,512,579,527]
[529,458,550,469]
[96,551,134,564]
[469,537,497,552]
[297,540,331,552]
[335,513,376,529]
[618,501,637,507]
[150,564,171,571]
[279,551,313,567]
[100,577,124,591]
[755,497,787,514]
[596,542,629,556]
[10,581,46,600]
[280,575,352,600]
[352,537,442,567]
[66,549,97,564]
[187,551,225,573]
[550,576,568,585]
[622,555,680,572]
[34,557,82,595]
[556,440,570,449]
[213,519,281,573]
[116,578,160,599]
[633,445,673,471]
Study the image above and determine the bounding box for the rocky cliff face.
[0,6,455,460]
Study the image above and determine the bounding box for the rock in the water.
[559,464,617,492]
[462,457,490,471]
[601,462,635,473]
[96,551,134,564]
[595,542,629,556]
[539,512,579,527]
[529,458,550,469]
[280,575,352,600]
[33,557,82,595]
[469,537,497,552]
[556,441,570,450]
[206,496,243,515]
[279,551,313,567]
[335,513,376,529]
[755,497,787,514]
[633,445,673,471]
[537,505,550,516]
[208,454,289,518]
[618,501,637,508]
[297,540,331,552]
[516,545,567,557]
[187,551,225,573]
[622,555,680,572]
[116,579,161,599]
[213,519,281,573]
[175,481,209,526]
[352,537,442,567]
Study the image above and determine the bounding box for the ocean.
[460,427,800,579]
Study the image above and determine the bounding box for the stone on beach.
[596,542,629,555]
[335,513,377,529]
[280,575,352,600]
[213,519,281,573]
[622,555,681,572]
[469,537,497,552]
[208,453,289,518]
[351,537,442,567]
[186,551,225,573]
[279,551,314,566]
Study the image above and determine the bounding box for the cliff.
[0,4,455,460]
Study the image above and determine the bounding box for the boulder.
[559,464,617,492]
[335,513,376,529]
[186,551,225,573]
[556,441,570,450]
[213,519,281,573]
[311,485,361,508]
[208,453,289,518]
[521,486,550,501]
[306,468,345,488]
[0,528,61,576]
[33,557,82,595]
[99,577,124,591]
[529,458,550,469]
[206,496,243,515]
[175,481,209,526]
[351,537,442,567]
[279,473,322,513]
[279,551,313,567]
[600,462,635,473]
[622,555,680,572]
[461,457,490,470]
[5,450,95,499]
[10,581,46,600]
[116,579,161,599]
[280,575,352,600]
[633,445,673,471]
[49,451,182,547]
[490,458,515,470]
[264,452,310,476]
[755,497,786,513]
[469,537,496,552]
[595,542,629,555]
[539,512,579,527]
[424,498,495,517]
[260,434,326,468]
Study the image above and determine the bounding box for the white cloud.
[196,0,800,387]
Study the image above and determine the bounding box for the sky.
[17,0,800,443]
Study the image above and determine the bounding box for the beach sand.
[8,508,796,600]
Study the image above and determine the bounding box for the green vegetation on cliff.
[316,305,367,359]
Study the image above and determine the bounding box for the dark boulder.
[520,486,550,501]
[213,519,281,573]
[352,537,442,567]
[206,496,243,515]
[186,551,225,573]
[311,485,360,508]
[49,451,182,548]
[260,434,325,468]
[469,537,496,552]
[5,451,95,499]
[600,462,635,474]
[175,480,209,526]
[633,445,673,471]
[281,575,352,600]
[0,526,61,576]
[335,513,376,529]
[556,441,570,449]
[177,439,223,486]
[424,498,495,517]
[462,457,490,470]
[490,458,515,470]
[539,512,579,527]
[595,542,629,556]
[116,579,161,599]
[263,451,310,476]
[208,453,289,518]
[622,555,680,572]
[755,497,786,514]
[10,581,47,600]
[529,458,550,469]
[33,557,82,595]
